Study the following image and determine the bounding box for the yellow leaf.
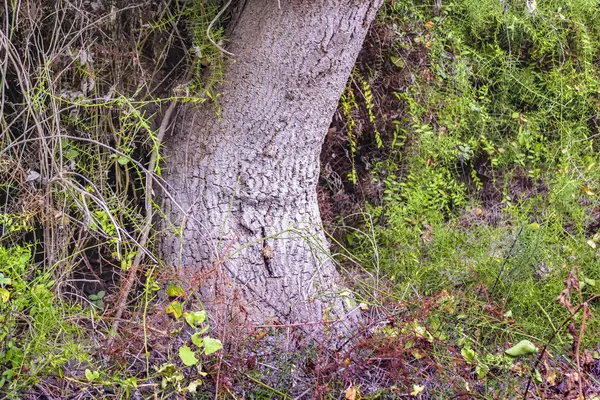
[345,385,357,400]
[424,21,435,29]
[583,186,595,196]
[410,384,425,396]
[587,240,597,249]
[0,288,9,303]
[546,369,557,386]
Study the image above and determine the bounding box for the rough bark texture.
[161,0,382,344]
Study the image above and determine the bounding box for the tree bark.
[161,0,381,344]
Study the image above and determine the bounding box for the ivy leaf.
[166,301,183,319]
[505,340,538,357]
[167,284,185,298]
[179,345,198,366]
[184,310,206,328]
[202,337,223,355]
[191,333,203,348]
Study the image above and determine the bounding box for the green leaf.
[85,369,99,381]
[585,278,596,287]
[202,337,223,355]
[179,345,198,366]
[391,55,405,68]
[461,347,476,363]
[0,273,11,286]
[196,325,210,335]
[96,291,105,299]
[166,301,183,319]
[534,368,543,383]
[65,148,79,159]
[187,379,203,393]
[511,112,520,119]
[117,155,130,165]
[191,333,203,348]
[184,310,206,328]
[89,294,98,301]
[505,340,538,357]
[476,364,489,379]
[167,284,185,298]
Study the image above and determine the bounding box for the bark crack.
[261,226,274,277]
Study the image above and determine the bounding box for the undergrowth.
[0,0,228,397]
[339,0,600,397]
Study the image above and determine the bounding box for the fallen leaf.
[421,224,434,243]
[546,368,557,386]
[345,385,357,400]
[583,186,595,196]
[410,384,425,396]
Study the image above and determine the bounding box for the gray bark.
[161,0,381,344]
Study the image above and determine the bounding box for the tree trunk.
[161,0,381,344]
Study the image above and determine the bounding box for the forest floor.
[1,0,600,399]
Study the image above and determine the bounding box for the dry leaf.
[421,224,434,243]
[345,385,357,400]
[556,267,579,314]
[583,186,595,196]
[545,367,557,386]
